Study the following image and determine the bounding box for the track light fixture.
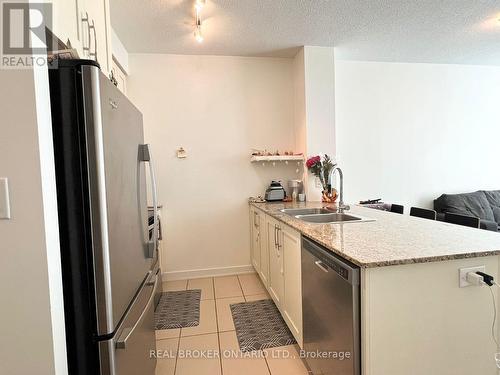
[195,0,205,11]
[193,0,205,43]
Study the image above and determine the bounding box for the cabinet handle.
[279,228,284,275]
[274,224,276,249]
[277,227,282,249]
[275,226,281,257]
[81,12,90,57]
[254,211,259,228]
[274,225,278,249]
[89,19,97,61]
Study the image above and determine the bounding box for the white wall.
[0,67,66,374]
[302,47,336,201]
[293,47,336,201]
[363,256,500,375]
[303,47,336,158]
[335,60,500,210]
[128,54,301,278]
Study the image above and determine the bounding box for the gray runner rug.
[155,289,201,330]
[230,299,296,352]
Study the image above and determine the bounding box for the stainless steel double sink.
[280,208,374,224]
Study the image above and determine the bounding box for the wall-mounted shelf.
[250,155,304,163]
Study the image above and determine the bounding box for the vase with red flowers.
[306,154,338,202]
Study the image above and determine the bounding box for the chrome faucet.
[328,166,350,213]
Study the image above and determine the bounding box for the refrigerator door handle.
[139,144,159,258]
[115,274,158,349]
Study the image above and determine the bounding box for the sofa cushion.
[482,190,500,224]
[434,191,495,222]
[492,207,500,224]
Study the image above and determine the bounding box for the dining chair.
[410,207,437,220]
[390,204,404,214]
[444,212,480,228]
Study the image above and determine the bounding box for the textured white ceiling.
[110,0,500,65]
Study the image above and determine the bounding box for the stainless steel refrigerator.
[49,59,159,375]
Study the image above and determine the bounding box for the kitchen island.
[249,201,500,375]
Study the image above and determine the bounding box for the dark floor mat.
[230,299,296,352]
[155,289,201,330]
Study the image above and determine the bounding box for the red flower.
[306,155,321,169]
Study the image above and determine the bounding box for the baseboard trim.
[161,264,255,281]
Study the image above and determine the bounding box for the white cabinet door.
[50,0,84,57]
[282,226,303,347]
[82,0,112,75]
[267,216,284,308]
[111,60,127,95]
[258,212,269,287]
[250,207,261,273]
[252,207,302,346]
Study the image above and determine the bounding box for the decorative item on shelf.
[250,149,304,168]
[306,154,338,203]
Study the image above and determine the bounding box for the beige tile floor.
[156,273,309,375]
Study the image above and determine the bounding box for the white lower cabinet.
[257,213,269,287]
[267,215,285,307]
[250,207,261,273]
[250,206,303,347]
[281,224,303,347]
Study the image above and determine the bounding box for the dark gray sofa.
[434,190,500,232]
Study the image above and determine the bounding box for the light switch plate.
[459,265,485,288]
[0,178,11,219]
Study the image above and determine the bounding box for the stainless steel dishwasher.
[302,237,360,375]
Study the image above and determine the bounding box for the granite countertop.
[250,201,500,268]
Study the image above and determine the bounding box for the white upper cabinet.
[82,0,112,75]
[50,0,84,56]
[49,0,112,76]
[111,60,127,95]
